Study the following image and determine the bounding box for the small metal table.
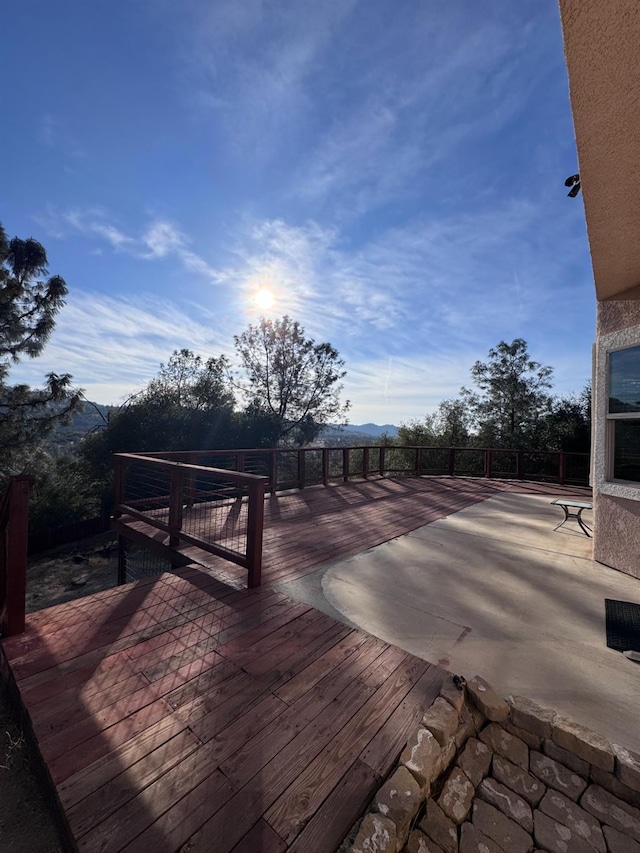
[551,499,593,537]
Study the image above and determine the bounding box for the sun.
[253,287,275,311]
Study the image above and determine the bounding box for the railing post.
[343,448,350,482]
[558,451,566,486]
[484,449,492,479]
[380,446,386,477]
[185,453,197,507]
[1,476,33,637]
[363,447,370,479]
[415,447,423,477]
[113,456,126,519]
[448,448,456,476]
[298,450,306,490]
[516,450,524,480]
[322,449,329,486]
[236,452,245,473]
[269,450,278,495]
[168,465,185,547]
[246,479,266,588]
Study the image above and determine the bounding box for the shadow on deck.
[0,477,591,852]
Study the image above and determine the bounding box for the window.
[608,345,640,483]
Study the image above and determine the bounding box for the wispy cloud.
[38,208,222,283]
[39,114,86,161]
[10,291,234,403]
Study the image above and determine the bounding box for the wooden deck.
[1,476,592,852]
[116,475,589,589]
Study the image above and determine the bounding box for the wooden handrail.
[114,455,267,587]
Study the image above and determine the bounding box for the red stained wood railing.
[0,475,34,637]
[139,444,589,491]
[114,454,267,587]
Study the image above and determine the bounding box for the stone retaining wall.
[345,675,640,853]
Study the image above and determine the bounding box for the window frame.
[606,344,640,485]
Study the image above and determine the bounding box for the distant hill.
[342,423,398,438]
[47,401,114,452]
[317,423,398,446]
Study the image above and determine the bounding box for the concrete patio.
[278,490,640,754]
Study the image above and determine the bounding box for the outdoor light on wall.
[565,173,581,197]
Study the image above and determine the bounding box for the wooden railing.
[0,475,33,637]
[140,445,590,492]
[114,454,267,588]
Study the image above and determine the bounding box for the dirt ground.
[0,688,68,852]
[26,532,119,614]
[0,533,121,852]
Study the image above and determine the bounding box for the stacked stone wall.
[345,675,640,853]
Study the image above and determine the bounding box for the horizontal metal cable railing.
[139,445,590,492]
[114,454,266,587]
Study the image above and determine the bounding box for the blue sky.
[3,0,594,423]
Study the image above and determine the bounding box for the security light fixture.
[565,173,581,197]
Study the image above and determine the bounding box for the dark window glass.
[609,346,640,413]
[613,420,640,482]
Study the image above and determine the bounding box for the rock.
[542,738,590,776]
[530,751,587,802]
[351,813,397,853]
[590,765,640,810]
[422,698,459,747]
[459,821,503,853]
[374,767,423,847]
[72,554,87,564]
[70,574,88,587]
[400,727,442,792]
[492,755,545,806]
[467,702,486,734]
[615,744,640,793]
[471,800,532,853]
[581,784,640,843]
[509,695,555,740]
[457,738,491,787]
[502,718,541,751]
[418,799,458,853]
[479,723,529,770]
[454,709,476,751]
[466,676,509,723]
[477,777,533,832]
[533,809,599,853]
[438,767,475,824]
[603,824,640,853]
[405,828,446,853]
[440,738,457,774]
[539,788,606,852]
[552,716,615,772]
[440,675,465,714]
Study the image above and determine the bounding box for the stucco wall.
[594,493,640,578]
[597,300,640,337]
[593,302,640,575]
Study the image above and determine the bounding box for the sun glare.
[254,287,275,311]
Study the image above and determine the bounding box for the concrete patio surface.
[278,490,640,754]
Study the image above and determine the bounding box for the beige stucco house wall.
[559,0,640,578]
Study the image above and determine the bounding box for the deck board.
[0,476,591,852]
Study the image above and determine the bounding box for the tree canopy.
[234,315,350,444]
[82,348,281,483]
[461,338,553,448]
[396,340,589,455]
[0,222,80,482]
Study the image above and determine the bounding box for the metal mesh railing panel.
[181,470,249,559]
[453,449,485,476]
[123,461,171,521]
[121,539,171,583]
